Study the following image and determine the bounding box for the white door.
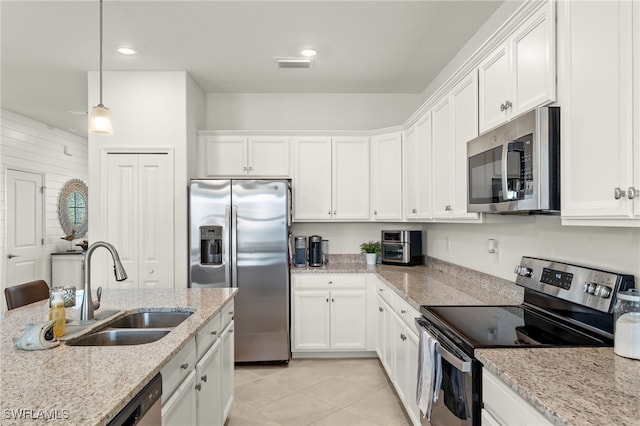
[202,136,247,177]
[292,137,332,220]
[5,169,44,286]
[370,133,403,220]
[330,290,367,349]
[332,137,370,220]
[105,152,174,289]
[248,136,290,176]
[292,290,331,350]
[431,96,453,219]
[479,43,510,133]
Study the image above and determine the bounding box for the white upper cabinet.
[479,1,556,133]
[431,72,481,222]
[559,0,639,225]
[293,136,369,221]
[371,132,403,221]
[199,135,290,177]
[404,113,432,220]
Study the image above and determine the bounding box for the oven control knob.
[595,285,612,298]
[584,282,596,294]
[515,266,533,278]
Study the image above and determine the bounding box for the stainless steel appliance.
[308,235,322,267]
[417,257,634,426]
[108,373,161,425]
[381,230,423,266]
[293,236,307,267]
[467,107,560,214]
[189,179,291,363]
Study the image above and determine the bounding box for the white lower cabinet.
[162,300,235,426]
[482,368,552,426]
[292,274,368,353]
[376,296,393,373]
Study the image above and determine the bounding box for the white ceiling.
[1,1,504,136]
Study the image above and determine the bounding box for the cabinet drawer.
[161,338,196,403]
[394,296,420,332]
[293,273,366,290]
[375,279,395,306]
[196,311,221,360]
[221,300,234,330]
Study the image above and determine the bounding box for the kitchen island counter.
[0,287,236,426]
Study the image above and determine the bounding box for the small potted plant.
[360,241,381,265]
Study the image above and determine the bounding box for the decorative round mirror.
[58,179,88,238]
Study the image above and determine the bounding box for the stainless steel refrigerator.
[189,179,291,363]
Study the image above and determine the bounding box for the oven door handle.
[436,342,472,373]
[416,318,473,373]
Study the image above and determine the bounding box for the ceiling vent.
[275,57,313,69]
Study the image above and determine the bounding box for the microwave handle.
[502,142,517,201]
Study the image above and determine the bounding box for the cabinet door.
[292,137,332,220]
[292,290,331,350]
[202,136,247,176]
[196,339,222,426]
[392,317,408,402]
[404,125,419,220]
[332,137,370,220]
[371,133,403,220]
[404,327,421,425]
[376,297,389,370]
[220,320,234,422]
[559,0,634,220]
[450,72,480,221]
[511,3,555,117]
[635,0,640,219]
[431,96,453,219]
[248,136,290,177]
[479,43,510,133]
[162,370,197,426]
[330,290,367,350]
[415,113,433,219]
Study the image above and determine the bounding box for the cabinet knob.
[201,374,208,382]
[195,383,202,391]
[243,166,247,171]
[379,307,384,312]
[326,298,329,302]
[328,281,333,285]
[331,298,335,302]
[400,334,407,341]
[248,166,253,172]
[328,210,331,215]
[628,187,639,200]
[180,363,189,370]
[400,309,407,314]
[333,210,336,215]
[149,269,154,274]
[374,210,378,215]
[210,330,217,336]
[614,187,626,199]
[379,288,384,292]
[412,208,417,214]
[500,100,512,111]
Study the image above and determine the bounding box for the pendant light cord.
[98,0,104,106]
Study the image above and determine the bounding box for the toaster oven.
[380,230,423,266]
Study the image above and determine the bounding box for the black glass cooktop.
[420,305,612,355]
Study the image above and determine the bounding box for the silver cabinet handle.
[331,298,334,302]
[201,374,207,382]
[412,208,417,214]
[333,210,336,215]
[374,210,378,215]
[248,166,253,172]
[229,311,234,316]
[210,330,217,336]
[379,307,384,312]
[328,210,331,215]
[400,334,407,341]
[378,288,384,292]
[328,281,333,285]
[614,187,626,199]
[628,187,639,199]
[400,310,407,314]
[500,103,506,112]
[243,166,247,171]
[228,328,234,333]
[195,383,202,391]
[7,254,19,259]
[326,298,329,302]
[180,363,189,370]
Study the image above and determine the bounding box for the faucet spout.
[81,241,128,321]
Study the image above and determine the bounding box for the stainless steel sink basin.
[108,311,193,328]
[67,329,171,346]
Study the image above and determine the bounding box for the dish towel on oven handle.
[417,327,442,420]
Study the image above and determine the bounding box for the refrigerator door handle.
[224,205,232,287]
[231,205,238,288]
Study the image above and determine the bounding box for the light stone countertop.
[0,287,236,426]
[293,258,640,426]
[476,348,640,426]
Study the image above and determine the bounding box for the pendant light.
[88,0,113,135]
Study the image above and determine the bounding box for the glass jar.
[614,289,640,360]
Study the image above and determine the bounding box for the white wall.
[88,71,203,287]
[0,109,89,287]
[205,93,422,131]
[424,216,640,281]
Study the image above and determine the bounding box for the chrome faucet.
[81,241,128,321]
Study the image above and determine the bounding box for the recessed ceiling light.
[300,49,317,57]
[117,46,137,55]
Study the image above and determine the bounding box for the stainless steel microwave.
[381,230,423,266]
[467,107,560,214]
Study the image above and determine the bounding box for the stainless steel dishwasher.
[108,373,162,426]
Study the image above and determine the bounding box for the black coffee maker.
[308,235,322,267]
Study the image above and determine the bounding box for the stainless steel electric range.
[416,256,635,426]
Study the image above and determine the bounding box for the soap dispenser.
[49,291,66,338]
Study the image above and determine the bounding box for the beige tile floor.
[227,358,411,426]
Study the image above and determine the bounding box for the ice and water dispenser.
[200,226,222,265]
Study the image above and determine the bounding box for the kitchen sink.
[108,311,193,328]
[66,329,171,346]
